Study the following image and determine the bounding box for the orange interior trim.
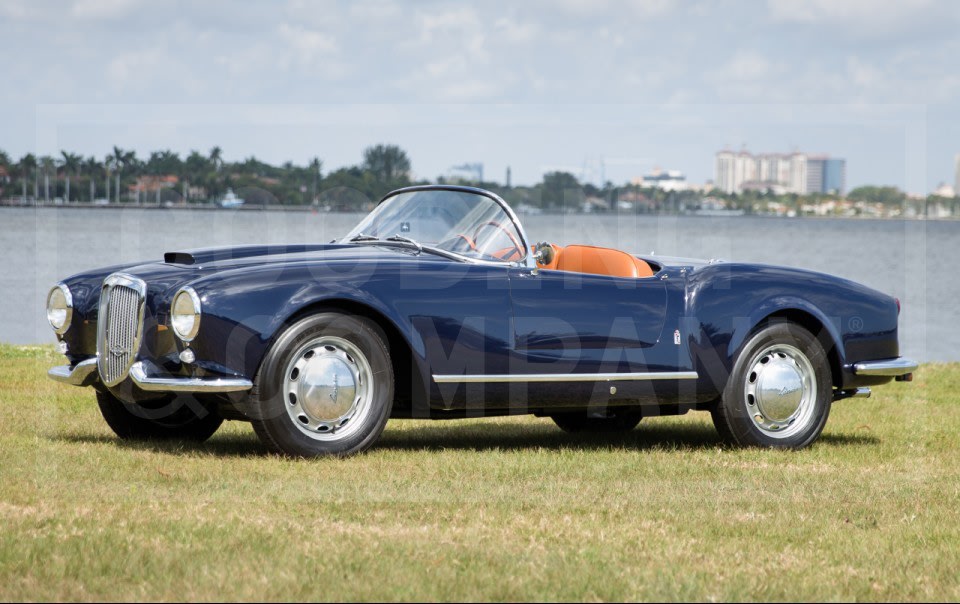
[554,244,654,278]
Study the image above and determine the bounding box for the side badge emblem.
[674,329,681,345]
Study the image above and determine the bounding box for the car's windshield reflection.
[343,189,526,263]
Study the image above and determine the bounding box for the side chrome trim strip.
[47,357,98,386]
[852,357,919,377]
[432,371,699,384]
[129,361,253,393]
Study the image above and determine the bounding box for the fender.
[728,295,845,364]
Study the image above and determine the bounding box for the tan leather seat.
[555,244,654,278]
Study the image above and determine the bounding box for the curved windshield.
[343,189,526,263]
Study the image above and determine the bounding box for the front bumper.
[48,358,253,393]
[852,357,919,378]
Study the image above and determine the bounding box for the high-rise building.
[715,149,845,194]
[955,154,960,196]
[823,158,846,195]
[715,150,735,193]
[715,150,757,194]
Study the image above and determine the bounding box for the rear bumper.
[852,357,918,378]
[48,358,253,394]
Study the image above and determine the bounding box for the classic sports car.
[47,185,917,456]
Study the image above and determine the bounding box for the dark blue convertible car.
[47,185,917,456]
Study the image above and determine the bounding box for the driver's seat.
[555,245,654,278]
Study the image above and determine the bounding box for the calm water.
[3,207,957,361]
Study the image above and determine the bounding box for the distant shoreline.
[2,200,957,220]
[0,200,333,213]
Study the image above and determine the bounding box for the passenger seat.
[555,245,654,278]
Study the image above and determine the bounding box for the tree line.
[0,144,414,209]
[0,145,955,213]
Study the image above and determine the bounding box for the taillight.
[895,297,901,315]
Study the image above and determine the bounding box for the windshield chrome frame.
[357,185,535,269]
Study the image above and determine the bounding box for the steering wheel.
[452,234,477,251]
[473,220,523,261]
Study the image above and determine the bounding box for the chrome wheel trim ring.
[283,335,373,442]
[743,343,817,439]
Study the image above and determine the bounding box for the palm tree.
[60,151,81,203]
[310,156,322,203]
[83,156,100,202]
[104,154,115,203]
[209,146,223,172]
[148,150,163,206]
[0,150,9,195]
[19,154,36,203]
[40,156,55,202]
[111,146,137,203]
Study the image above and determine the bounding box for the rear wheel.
[551,408,643,433]
[711,321,832,449]
[96,390,223,441]
[249,312,394,457]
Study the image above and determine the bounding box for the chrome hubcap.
[284,336,372,441]
[744,344,817,438]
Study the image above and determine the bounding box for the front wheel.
[96,390,223,442]
[249,312,394,457]
[711,321,832,449]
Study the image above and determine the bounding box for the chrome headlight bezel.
[46,283,73,335]
[170,286,202,342]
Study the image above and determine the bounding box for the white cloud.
[767,0,958,40]
[845,56,883,89]
[277,23,338,55]
[494,18,540,44]
[550,0,675,18]
[417,6,482,42]
[72,0,140,19]
[348,0,402,20]
[0,1,28,19]
[719,50,775,82]
[106,48,170,92]
[768,0,923,23]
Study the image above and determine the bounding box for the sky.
[2,0,959,192]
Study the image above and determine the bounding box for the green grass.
[1,343,958,601]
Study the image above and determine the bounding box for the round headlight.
[170,287,201,342]
[46,283,73,334]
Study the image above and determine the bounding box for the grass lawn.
[1,343,958,601]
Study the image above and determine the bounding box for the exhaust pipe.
[835,388,871,401]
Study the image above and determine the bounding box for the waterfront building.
[716,149,845,195]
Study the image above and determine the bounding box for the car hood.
[62,243,439,311]
[131,243,442,281]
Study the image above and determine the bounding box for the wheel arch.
[275,298,429,414]
[749,307,843,389]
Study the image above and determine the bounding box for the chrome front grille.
[97,273,147,387]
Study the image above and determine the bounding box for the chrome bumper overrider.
[47,357,99,386]
[48,358,252,393]
[852,357,919,377]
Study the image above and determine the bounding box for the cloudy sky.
[2,0,959,191]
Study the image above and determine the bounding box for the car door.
[507,266,668,375]
[398,260,516,410]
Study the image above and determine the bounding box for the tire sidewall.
[721,322,832,448]
[96,390,223,441]
[252,312,393,457]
